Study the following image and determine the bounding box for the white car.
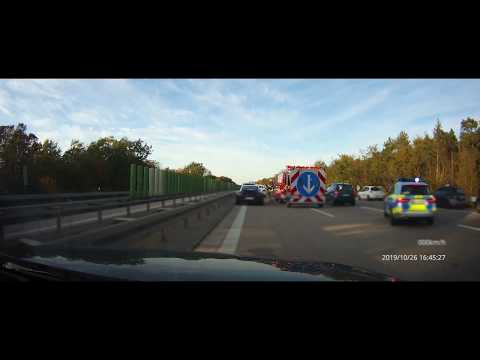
[358,186,386,201]
[257,184,268,195]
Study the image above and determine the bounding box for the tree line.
[314,118,480,197]
[174,161,235,184]
[0,123,236,194]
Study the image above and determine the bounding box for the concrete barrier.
[45,191,236,251]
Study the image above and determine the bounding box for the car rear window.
[337,184,353,192]
[362,187,370,191]
[371,186,379,191]
[401,185,429,195]
[456,188,465,194]
[242,186,258,191]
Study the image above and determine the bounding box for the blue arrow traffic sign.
[297,171,320,197]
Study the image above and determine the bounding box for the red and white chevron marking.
[289,168,326,204]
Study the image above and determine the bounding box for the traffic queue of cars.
[238,177,478,226]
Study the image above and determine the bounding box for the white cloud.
[71,110,102,126]
[260,83,289,103]
[331,87,392,124]
[170,126,209,140]
[32,123,111,152]
[0,89,13,116]
[5,79,65,100]
[194,90,247,109]
[294,87,393,142]
[28,117,57,130]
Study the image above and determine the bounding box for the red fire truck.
[273,165,327,207]
[273,170,289,203]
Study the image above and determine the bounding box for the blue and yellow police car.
[384,177,436,225]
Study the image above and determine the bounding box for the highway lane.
[197,196,480,281]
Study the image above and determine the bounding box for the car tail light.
[334,191,339,197]
[397,197,410,203]
[427,197,436,204]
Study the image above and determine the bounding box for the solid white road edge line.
[218,205,247,254]
[311,208,335,218]
[457,224,480,232]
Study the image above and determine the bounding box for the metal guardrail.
[0,191,231,242]
[47,191,236,250]
[0,191,130,207]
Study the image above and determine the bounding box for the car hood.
[0,247,397,281]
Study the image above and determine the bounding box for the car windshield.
[337,184,353,191]
[1,79,479,282]
[401,185,429,195]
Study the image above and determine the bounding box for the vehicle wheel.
[384,205,389,217]
[236,199,241,205]
[259,199,264,206]
[426,217,434,225]
[317,203,324,208]
[351,200,356,206]
[367,195,370,201]
[390,215,399,225]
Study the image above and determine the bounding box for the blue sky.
[1,79,479,184]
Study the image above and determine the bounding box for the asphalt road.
[196,195,480,281]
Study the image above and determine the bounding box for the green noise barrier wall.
[129,165,239,198]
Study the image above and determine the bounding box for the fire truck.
[273,170,289,203]
[273,165,327,207]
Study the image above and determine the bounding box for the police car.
[384,177,436,225]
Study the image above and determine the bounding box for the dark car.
[236,184,265,205]
[433,186,468,209]
[325,183,356,206]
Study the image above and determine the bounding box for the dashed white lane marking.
[457,224,480,232]
[360,206,384,213]
[311,208,335,218]
[218,205,247,254]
